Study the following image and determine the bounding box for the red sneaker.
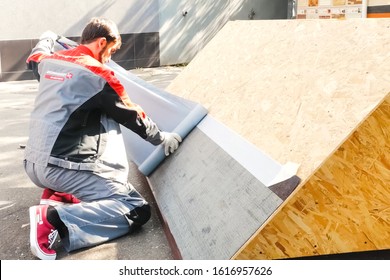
[40,188,80,206]
[29,205,58,260]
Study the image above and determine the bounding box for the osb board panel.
[234,95,390,259]
[167,19,390,184]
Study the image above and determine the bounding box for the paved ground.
[0,66,184,260]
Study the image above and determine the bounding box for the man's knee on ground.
[126,204,151,226]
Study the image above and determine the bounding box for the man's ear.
[97,37,107,50]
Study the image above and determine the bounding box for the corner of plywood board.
[233,94,390,259]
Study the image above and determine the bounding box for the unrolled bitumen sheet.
[112,63,300,259]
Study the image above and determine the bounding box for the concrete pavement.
[0,66,183,260]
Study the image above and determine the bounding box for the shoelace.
[48,229,58,249]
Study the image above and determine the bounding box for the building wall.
[158,0,289,66]
[0,0,160,82]
[0,0,290,82]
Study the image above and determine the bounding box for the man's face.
[99,39,120,64]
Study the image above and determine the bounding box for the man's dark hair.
[81,17,121,45]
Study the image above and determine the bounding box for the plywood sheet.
[167,19,390,186]
[166,19,390,258]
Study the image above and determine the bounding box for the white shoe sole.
[29,206,56,260]
[40,199,64,206]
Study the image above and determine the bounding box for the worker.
[24,17,181,260]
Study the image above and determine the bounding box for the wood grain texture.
[235,95,389,259]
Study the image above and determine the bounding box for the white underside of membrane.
[197,116,299,187]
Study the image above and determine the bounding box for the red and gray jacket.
[25,42,162,183]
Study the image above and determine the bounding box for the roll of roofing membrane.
[107,61,208,176]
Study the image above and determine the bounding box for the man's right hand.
[160,132,182,156]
